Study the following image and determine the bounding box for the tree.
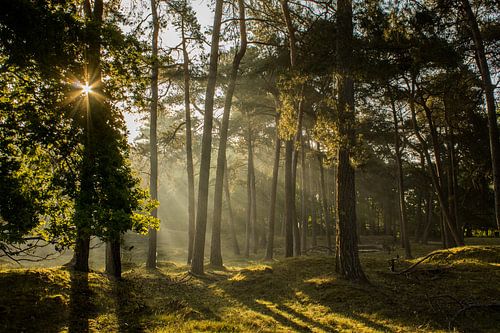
[146,0,160,270]
[191,0,224,275]
[335,0,367,282]
[211,0,248,267]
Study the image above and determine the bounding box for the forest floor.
[0,236,499,332]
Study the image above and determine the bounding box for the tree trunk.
[318,149,333,253]
[335,0,366,282]
[389,92,412,259]
[461,0,500,230]
[300,129,308,251]
[311,158,318,247]
[182,2,196,265]
[147,0,159,270]
[421,190,433,244]
[265,126,281,260]
[105,238,121,278]
[284,140,294,257]
[224,163,240,255]
[191,0,224,275]
[74,230,90,272]
[210,0,247,267]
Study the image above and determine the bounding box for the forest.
[0,0,499,332]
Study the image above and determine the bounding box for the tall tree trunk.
[284,140,294,257]
[461,0,500,230]
[191,0,224,275]
[210,0,247,267]
[147,0,159,270]
[182,2,196,265]
[310,158,318,247]
[250,134,258,254]
[280,0,300,257]
[335,0,366,282]
[245,118,255,257]
[265,125,281,260]
[300,133,308,251]
[318,149,333,253]
[389,92,412,259]
[224,162,240,255]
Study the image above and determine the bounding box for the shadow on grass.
[113,277,145,332]
[68,270,92,333]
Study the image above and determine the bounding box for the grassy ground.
[0,237,499,332]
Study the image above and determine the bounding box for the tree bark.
[105,238,121,278]
[265,125,281,260]
[182,2,196,265]
[147,0,159,270]
[335,0,367,282]
[191,0,224,275]
[224,163,240,255]
[461,0,500,230]
[389,92,412,259]
[210,0,247,267]
[284,140,294,257]
[318,149,332,253]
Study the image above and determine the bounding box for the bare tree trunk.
[389,92,412,259]
[284,140,294,257]
[147,0,159,270]
[318,148,333,253]
[224,163,240,255]
[280,0,301,257]
[105,238,121,278]
[300,130,307,251]
[181,2,196,265]
[265,126,281,260]
[310,158,318,247]
[191,0,224,275]
[335,0,366,282]
[461,0,500,230]
[250,135,258,254]
[210,0,247,267]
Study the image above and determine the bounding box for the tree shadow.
[68,269,92,333]
[113,277,145,332]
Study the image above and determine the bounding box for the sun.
[81,82,92,95]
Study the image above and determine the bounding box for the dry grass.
[1,237,499,332]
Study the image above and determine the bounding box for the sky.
[124,0,214,143]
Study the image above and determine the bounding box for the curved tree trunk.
[409,78,463,247]
[210,0,247,267]
[191,0,224,275]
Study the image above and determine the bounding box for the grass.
[1,237,499,332]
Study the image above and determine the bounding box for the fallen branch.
[448,302,500,330]
[394,250,453,275]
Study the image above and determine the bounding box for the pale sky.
[125,0,214,143]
